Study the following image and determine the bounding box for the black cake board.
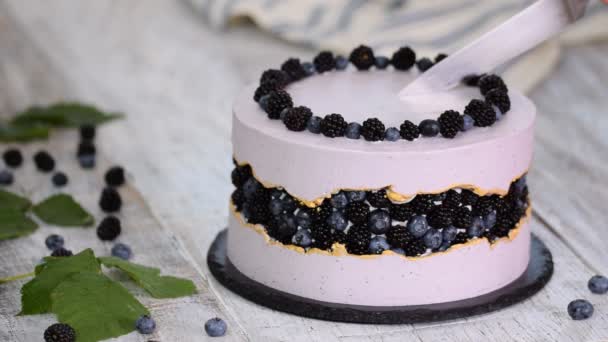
[207,229,553,324]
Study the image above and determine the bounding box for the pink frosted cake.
[228,46,534,306]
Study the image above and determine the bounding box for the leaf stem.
[0,272,34,284]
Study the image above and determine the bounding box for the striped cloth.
[189,0,608,92]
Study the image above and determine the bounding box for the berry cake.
[227,46,534,306]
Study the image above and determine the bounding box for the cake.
[227,46,534,307]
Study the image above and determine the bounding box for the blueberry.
[385,127,400,141]
[588,275,608,294]
[111,243,133,260]
[567,299,594,320]
[461,114,475,131]
[205,317,227,337]
[45,234,64,251]
[330,192,349,209]
[327,211,348,231]
[416,58,434,72]
[259,95,270,111]
[52,172,68,187]
[307,116,322,134]
[438,241,452,252]
[442,226,458,243]
[407,215,429,238]
[295,209,312,228]
[78,154,96,169]
[278,214,298,236]
[345,122,361,139]
[242,178,259,200]
[514,175,527,194]
[391,247,405,255]
[368,209,392,234]
[419,119,440,137]
[346,191,366,202]
[493,105,503,121]
[269,198,283,216]
[374,56,390,69]
[335,56,348,70]
[369,236,391,254]
[0,170,14,185]
[301,62,315,76]
[516,199,527,211]
[270,189,283,200]
[279,108,290,121]
[280,196,297,213]
[467,216,484,237]
[292,229,312,247]
[423,229,443,249]
[483,210,497,229]
[135,315,156,334]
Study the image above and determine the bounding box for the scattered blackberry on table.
[435,53,448,63]
[407,215,429,238]
[205,317,227,337]
[368,209,392,234]
[453,206,473,228]
[567,299,594,320]
[281,58,307,81]
[320,113,347,138]
[416,58,434,72]
[360,118,385,141]
[464,99,496,127]
[327,211,348,231]
[478,74,508,96]
[104,166,126,187]
[367,189,391,208]
[260,69,290,88]
[588,275,608,294]
[313,51,336,73]
[426,206,453,228]
[292,229,313,247]
[345,122,361,139]
[78,154,96,169]
[231,165,251,187]
[386,225,413,249]
[307,116,322,134]
[45,234,64,251]
[254,83,278,102]
[399,120,420,141]
[0,170,13,185]
[374,56,390,69]
[461,114,475,131]
[77,140,96,157]
[111,242,133,260]
[97,215,122,241]
[411,194,435,214]
[34,151,55,172]
[485,89,511,113]
[462,74,485,87]
[51,172,68,187]
[44,323,76,342]
[437,110,463,139]
[265,90,293,120]
[135,315,156,334]
[385,127,400,141]
[369,236,391,254]
[283,106,313,132]
[389,203,413,222]
[423,228,443,249]
[51,247,73,257]
[349,45,375,70]
[460,189,479,206]
[403,238,427,257]
[452,232,469,246]
[419,119,440,137]
[79,124,96,141]
[99,187,122,212]
[3,149,23,168]
[391,46,416,70]
[345,224,372,255]
[345,201,370,224]
[335,55,348,70]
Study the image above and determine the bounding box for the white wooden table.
[1,1,607,341]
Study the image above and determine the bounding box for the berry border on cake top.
[253,45,512,142]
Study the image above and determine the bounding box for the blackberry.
[99,187,122,212]
[283,106,313,132]
[97,216,122,241]
[485,89,511,113]
[44,323,76,342]
[248,196,272,224]
[462,74,485,87]
[390,203,413,221]
[51,172,68,187]
[34,151,55,172]
[281,58,307,81]
[260,69,290,88]
[313,51,336,73]
[391,46,416,70]
[478,74,508,96]
[345,201,370,224]
[411,194,435,214]
[426,206,453,228]
[80,124,96,141]
[265,90,293,120]
[453,207,473,228]
[464,99,496,127]
[460,189,479,206]
[311,202,334,223]
[473,196,495,216]
[386,225,413,249]
[345,225,372,255]
[51,247,73,257]
[403,238,427,257]
[231,165,252,188]
[437,110,463,138]
[253,83,278,102]
[360,118,385,141]
[367,189,391,208]
[349,45,375,70]
[232,189,245,210]
[399,120,420,141]
[77,140,96,157]
[435,53,448,63]
[320,113,347,138]
[416,58,434,72]
[3,149,23,168]
[442,189,461,209]
[105,166,125,187]
[452,232,469,246]
[310,223,335,249]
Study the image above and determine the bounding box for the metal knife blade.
[398,0,589,99]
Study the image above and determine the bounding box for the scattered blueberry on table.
[588,275,608,294]
[45,234,65,251]
[205,317,227,337]
[567,299,594,320]
[0,169,14,185]
[111,243,133,260]
[51,172,69,187]
[135,315,156,334]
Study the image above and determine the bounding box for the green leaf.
[20,249,100,315]
[99,257,196,298]
[0,189,32,211]
[51,272,149,342]
[0,122,50,142]
[12,102,122,128]
[32,194,94,227]
[0,208,38,240]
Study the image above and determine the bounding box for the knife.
[398,0,589,99]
